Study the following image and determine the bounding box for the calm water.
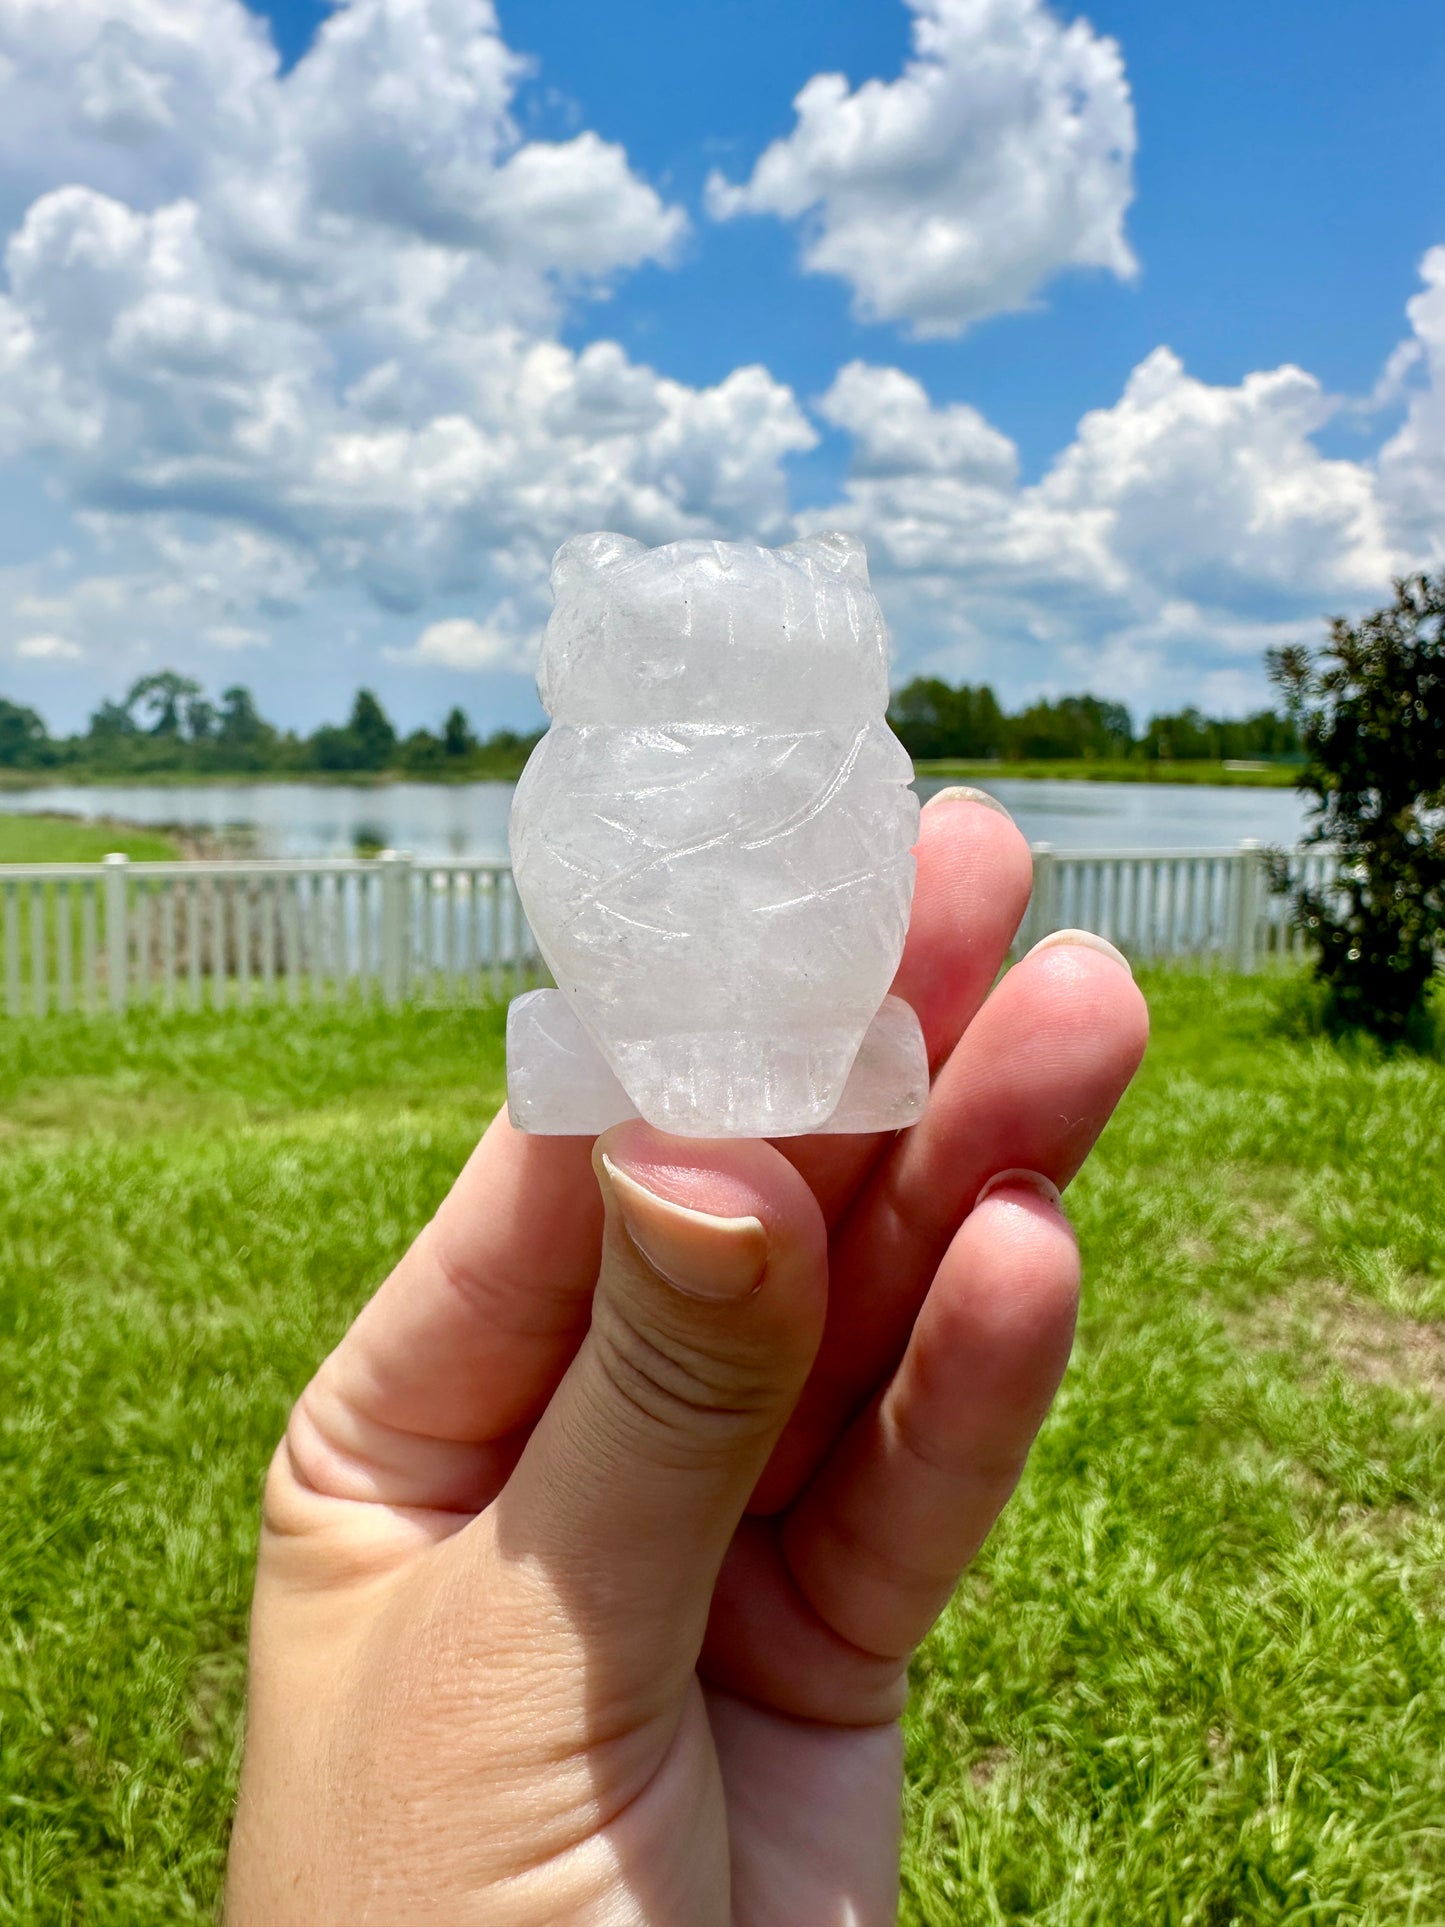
[0,776,1312,861]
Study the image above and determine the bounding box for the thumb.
[487,1121,828,1709]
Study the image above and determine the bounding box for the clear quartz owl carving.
[506,530,928,1137]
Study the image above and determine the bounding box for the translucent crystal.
[508,990,928,1138]
[508,531,925,1137]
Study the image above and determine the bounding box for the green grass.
[0,815,180,863]
[913,758,1301,787]
[0,979,1440,1923]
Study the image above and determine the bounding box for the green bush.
[1270,572,1445,1044]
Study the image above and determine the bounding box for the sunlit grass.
[912,758,1300,787]
[0,977,1439,1923]
[0,815,181,864]
[904,973,1445,1925]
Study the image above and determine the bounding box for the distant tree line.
[0,672,542,778]
[887,677,1301,764]
[0,667,1304,778]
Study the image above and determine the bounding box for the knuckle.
[591,1297,782,1455]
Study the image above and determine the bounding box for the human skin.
[225,792,1149,1926]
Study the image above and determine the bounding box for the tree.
[888,678,1006,759]
[86,698,138,745]
[1008,694,1133,761]
[0,697,50,768]
[1269,572,1445,1043]
[125,672,202,737]
[349,690,397,771]
[400,728,445,774]
[218,685,265,748]
[442,706,476,759]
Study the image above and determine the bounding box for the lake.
[0,776,1313,862]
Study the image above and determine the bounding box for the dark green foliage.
[1139,703,1301,763]
[8,665,1299,783]
[889,677,1007,759]
[0,696,50,767]
[398,727,446,773]
[888,678,1299,766]
[348,689,397,769]
[1270,572,1445,1043]
[1009,692,1132,760]
[0,675,543,781]
[125,673,203,738]
[442,706,476,759]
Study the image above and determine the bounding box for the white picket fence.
[1014,839,1339,971]
[0,840,1335,1020]
[0,852,543,1018]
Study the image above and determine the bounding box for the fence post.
[1024,843,1056,953]
[379,850,413,1007]
[1234,838,1263,975]
[103,853,129,1014]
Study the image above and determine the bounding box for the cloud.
[388,611,536,672]
[807,331,1413,711]
[0,0,1440,723]
[1037,348,1396,607]
[707,0,1136,337]
[0,0,814,661]
[1376,244,1445,567]
[15,632,83,660]
[202,623,266,650]
[818,362,1018,483]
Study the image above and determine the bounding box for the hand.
[225,794,1148,1926]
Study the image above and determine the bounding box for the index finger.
[778,790,1034,1221]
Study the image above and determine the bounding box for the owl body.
[508,532,923,1137]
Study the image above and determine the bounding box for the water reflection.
[0,776,1311,861]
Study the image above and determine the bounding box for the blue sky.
[0,0,1441,734]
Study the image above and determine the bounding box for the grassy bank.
[0,759,532,792]
[0,757,1301,793]
[914,758,1301,787]
[0,978,1439,1923]
[0,815,180,863]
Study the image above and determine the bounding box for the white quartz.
[508,990,928,1138]
[508,531,926,1137]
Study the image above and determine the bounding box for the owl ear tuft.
[550,532,646,598]
[783,530,871,584]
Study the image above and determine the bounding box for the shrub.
[1269,572,1445,1044]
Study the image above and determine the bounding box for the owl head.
[536,531,890,725]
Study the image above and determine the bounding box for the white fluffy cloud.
[15,632,83,660]
[0,0,1441,722]
[708,0,1136,336]
[0,0,820,673]
[1376,245,1445,567]
[809,313,1425,710]
[389,611,535,672]
[819,362,1018,483]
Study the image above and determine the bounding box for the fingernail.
[599,1155,769,1301]
[975,1168,1063,1210]
[926,784,1014,821]
[1025,927,1133,977]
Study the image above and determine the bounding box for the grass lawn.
[0,977,1440,1924]
[913,759,1300,788]
[0,815,180,864]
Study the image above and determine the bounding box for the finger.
[487,1122,828,1715]
[781,1176,1078,1662]
[285,798,1033,1520]
[286,1112,603,1513]
[778,789,1034,1223]
[756,933,1147,1510]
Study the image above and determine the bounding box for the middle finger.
[777,789,1034,1222]
[753,933,1148,1512]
